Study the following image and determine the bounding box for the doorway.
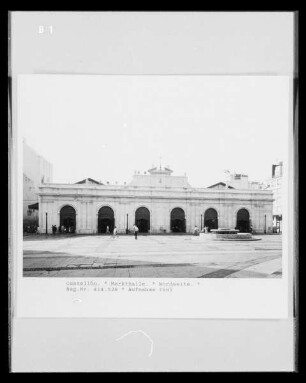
[135,207,150,233]
[170,208,186,233]
[60,205,76,233]
[236,208,250,232]
[98,206,115,233]
[204,208,218,231]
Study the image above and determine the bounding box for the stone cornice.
[39,184,272,196]
[40,193,273,203]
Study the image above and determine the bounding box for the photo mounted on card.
[15,73,292,318]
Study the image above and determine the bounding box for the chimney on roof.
[272,164,276,178]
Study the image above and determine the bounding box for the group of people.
[202,226,210,233]
[50,225,75,234]
[110,225,139,239]
[25,224,218,236]
[193,225,211,235]
[24,224,74,235]
[24,224,39,233]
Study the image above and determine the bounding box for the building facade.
[38,166,273,234]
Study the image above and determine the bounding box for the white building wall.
[38,183,274,235]
[23,141,53,229]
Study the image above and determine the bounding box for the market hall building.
[38,166,274,235]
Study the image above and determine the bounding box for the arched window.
[170,208,186,233]
[135,207,150,233]
[98,206,115,233]
[60,205,76,233]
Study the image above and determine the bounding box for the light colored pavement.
[23,234,282,278]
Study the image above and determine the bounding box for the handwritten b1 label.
[38,26,53,34]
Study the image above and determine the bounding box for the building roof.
[147,166,173,175]
[75,178,102,185]
[207,182,235,189]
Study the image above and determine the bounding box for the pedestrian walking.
[193,225,199,236]
[106,225,109,234]
[133,224,139,240]
[112,226,118,238]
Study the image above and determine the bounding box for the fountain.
[200,228,261,241]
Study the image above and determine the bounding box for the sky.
[19,75,289,187]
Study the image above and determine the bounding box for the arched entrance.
[170,208,186,233]
[60,205,76,233]
[236,208,250,233]
[135,207,150,233]
[98,206,115,233]
[204,208,218,231]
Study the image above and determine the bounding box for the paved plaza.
[23,234,282,278]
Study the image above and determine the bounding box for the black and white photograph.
[21,74,287,279]
[10,11,297,372]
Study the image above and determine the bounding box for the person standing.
[112,226,118,239]
[133,224,139,240]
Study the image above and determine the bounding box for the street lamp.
[200,214,203,231]
[126,213,129,234]
[264,214,266,234]
[45,211,48,235]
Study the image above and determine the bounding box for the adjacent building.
[222,164,283,233]
[38,165,274,235]
[23,140,53,230]
[263,161,283,233]
[225,172,265,190]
